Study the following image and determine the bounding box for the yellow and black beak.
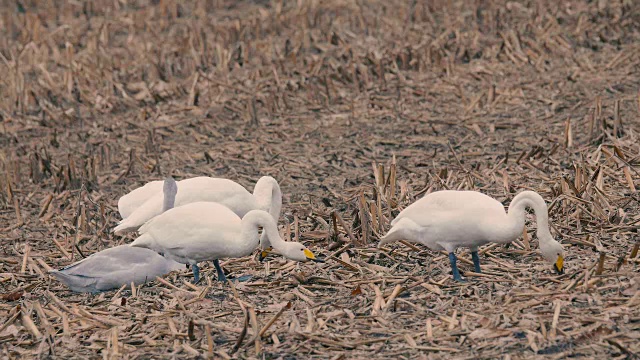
[304,249,325,263]
[259,247,273,262]
[553,255,564,275]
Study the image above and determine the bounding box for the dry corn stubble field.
[1,0,640,358]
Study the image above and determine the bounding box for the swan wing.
[392,190,505,225]
[174,177,258,215]
[138,202,248,261]
[390,193,447,226]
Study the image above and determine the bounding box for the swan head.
[162,177,178,211]
[163,177,178,195]
[259,247,273,262]
[278,242,324,263]
[539,236,564,274]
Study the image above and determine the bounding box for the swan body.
[49,245,184,293]
[114,176,282,236]
[129,202,320,283]
[380,190,564,281]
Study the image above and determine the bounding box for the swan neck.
[507,191,552,243]
[162,190,176,212]
[253,177,282,221]
[242,210,284,250]
[240,213,262,249]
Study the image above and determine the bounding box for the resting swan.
[50,178,184,292]
[49,245,184,293]
[130,202,322,283]
[114,176,282,237]
[379,190,564,281]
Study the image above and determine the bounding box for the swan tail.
[49,270,98,293]
[130,232,156,249]
[379,228,404,247]
[113,219,138,235]
[378,218,420,248]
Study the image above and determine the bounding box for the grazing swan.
[114,176,282,236]
[50,178,184,293]
[129,202,322,283]
[379,190,564,281]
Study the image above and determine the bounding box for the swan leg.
[192,263,200,284]
[213,260,227,282]
[448,252,465,282]
[471,251,481,273]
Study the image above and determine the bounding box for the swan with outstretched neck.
[49,178,184,293]
[114,176,282,237]
[379,190,565,281]
[129,191,321,283]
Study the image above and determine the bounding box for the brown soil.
[1,0,639,358]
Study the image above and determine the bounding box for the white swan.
[129,202,322,283]
[114,176,282,236]
[50,178,184,293]
[379,190,564,281]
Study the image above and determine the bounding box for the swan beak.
[259,247,273,262]
[304,249,325,263]
[554,255,564,275]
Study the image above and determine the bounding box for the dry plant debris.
[1,0,639,358]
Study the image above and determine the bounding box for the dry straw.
[0,0,639,358]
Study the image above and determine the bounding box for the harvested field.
[1,0,640,358]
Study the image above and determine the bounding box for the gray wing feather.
[50,245,183,293]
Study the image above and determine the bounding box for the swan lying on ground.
[114,176,282,238]
[50,178,184,292]
[49,245,184,293]
[379,190,564,281]
[130,202,322,283]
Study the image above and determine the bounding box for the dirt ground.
[1,0,639,358]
